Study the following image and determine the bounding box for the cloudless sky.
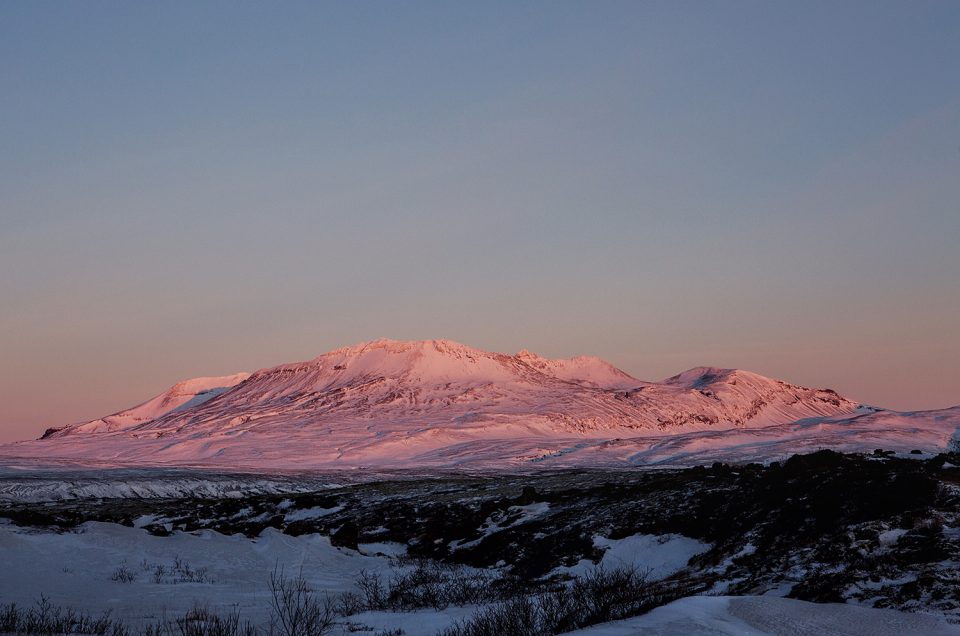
[1,1,958,442]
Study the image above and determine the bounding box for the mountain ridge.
[6,339,957,470]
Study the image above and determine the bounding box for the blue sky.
[1,1,959,440]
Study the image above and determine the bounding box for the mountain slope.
[4,339,956,470]
[41,373,251,438]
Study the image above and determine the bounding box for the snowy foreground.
[566,596,958,635]
[3,454,960,635]
[1,520,955,636]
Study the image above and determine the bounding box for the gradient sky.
[2,1,959,442]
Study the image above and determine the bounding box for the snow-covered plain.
[565,595,959,635]
[556,533,711,579]
[1,520,954,635]
[0,464,344,502]
[0,520,431,633]
[2,339,956,471]
[2,520,704,634]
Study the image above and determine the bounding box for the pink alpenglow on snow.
[41,373,252,438]
[2,339,958,471]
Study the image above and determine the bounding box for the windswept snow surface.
[2,519,952,635]
[0,521,473,635]
[0,522,960,636]
[558,533,710,579]
[0,520,419,631]
[562,595,959,635]
[3,339,957,470]
[0,465,342,502]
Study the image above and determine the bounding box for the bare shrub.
[0,595,128,635]
[268,567,337,636]
[356,570,387,609]
[0,603,19,633]
[136,605,256,636]
[112,565,138,584]
[441,565,674,636]
[338,569,387,615]
[172,555,209,583]
[565,564,653,627]
[172,604,257,636]
[342,559,516,614]
[446,594,544,636]
[141,621,167,636]
[139,556,209,584]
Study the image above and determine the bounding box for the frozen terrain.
[3,456,960,635]
[0,464,342,503]
[3,339,956,470]
[0,521,406,630]
[5,521,953,635]
[566,595,958,635]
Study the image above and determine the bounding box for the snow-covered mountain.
[3,339,957,469]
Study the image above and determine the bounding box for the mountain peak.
[663,366,843,395]
[168,373,252,394]
[664,366,741,388]
[515,348,540,359]
[321,338,486,359]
